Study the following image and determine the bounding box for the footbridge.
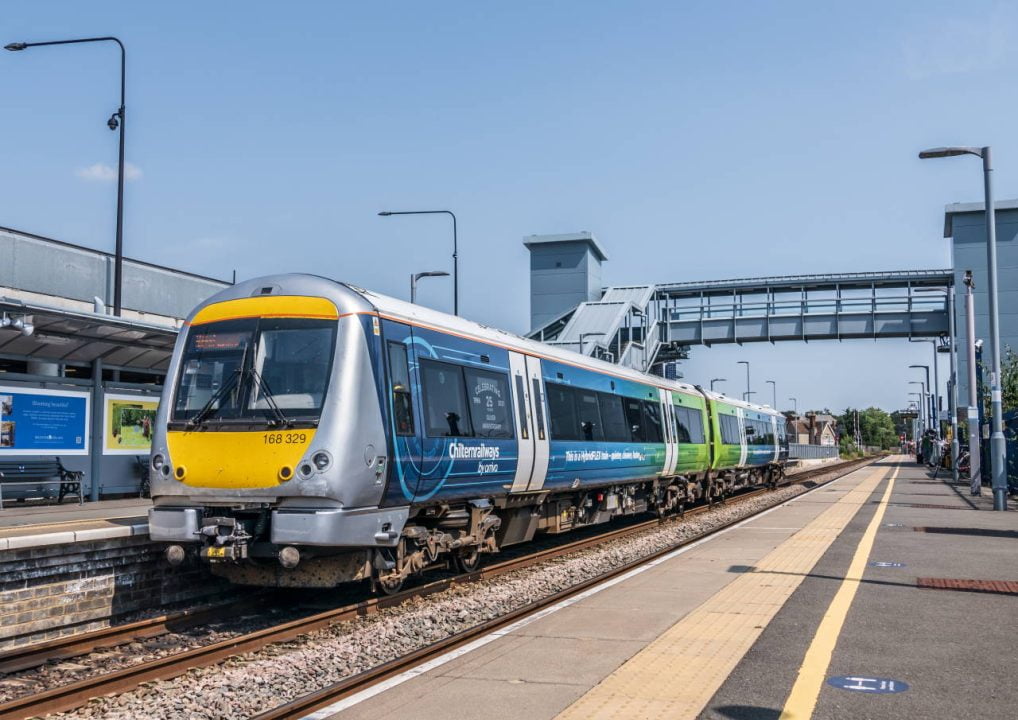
[525,235,953,375]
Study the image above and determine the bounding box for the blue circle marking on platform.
[828,676,909,694]
[868,561,905,568]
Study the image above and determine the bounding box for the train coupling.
[198,516,251,563]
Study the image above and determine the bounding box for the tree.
[839,407,898,450]
[1002,346,1018,414]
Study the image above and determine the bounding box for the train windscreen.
[172,317,337,426]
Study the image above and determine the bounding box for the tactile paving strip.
[555,465,889,720]
[917,577,1018,594]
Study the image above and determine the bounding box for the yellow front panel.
[190,295,340,326]
[167,429,316,488]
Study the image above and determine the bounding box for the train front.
[147,275,406,587]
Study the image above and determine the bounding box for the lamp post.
[910,365,932,434]
[919,145,1006,509]
[379,210,459,316]
[710,378,726,392]
[909,381,927,432]
[962,271,982,493]
[766,380,776,409]
[789,397,798,415]
[6,36,127,316]
[744,391,756,402]
[410,271,449,304]
[911,341,941,436]
[737,360,750,401]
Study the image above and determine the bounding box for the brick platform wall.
[0,535,230,650]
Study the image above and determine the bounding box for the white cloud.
[75,162,142,182]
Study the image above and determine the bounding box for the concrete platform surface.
[0,498,149,549]
[318,458,1018,720]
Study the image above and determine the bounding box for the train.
[148,274,788,592]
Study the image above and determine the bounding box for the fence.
[788,443,839,460]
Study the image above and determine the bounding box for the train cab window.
[464,367,513,439]
[387,342,414,436]
[547,383,581,441]
[576,390,604,442]
[672,406,691,444]
[624,398,644,442]
[643,401,664,443]
[421,360,473,437]
[598,393,630,442]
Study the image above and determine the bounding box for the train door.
[509,352,533,492]
[659,389,677,476]
[736,408,749,466]
[381,320,422,502]
[508,353,549,493]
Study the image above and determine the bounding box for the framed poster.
[0,385,90,456]
[103,393,159,455]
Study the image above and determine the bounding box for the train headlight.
[151,454,164,471]
[312,451,332,471]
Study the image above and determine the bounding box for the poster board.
[0,385,90,456]
[103,393,159,455]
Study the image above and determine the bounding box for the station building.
[0,227,228,500]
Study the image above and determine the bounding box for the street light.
[7,37,127,316]
[909,364,933,436]
[789,396,798,415]
[737,361,750,401]
[410,271,449,304]
[766,380,776,409]
[710,378,726,392]
[744,391,756,402]
[909,380,927,431]
[379,210,459,315]
[919,145,1007,510]
[915,287,960,483]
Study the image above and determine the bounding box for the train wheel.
[377,574,405,596]
[453,547,483,573]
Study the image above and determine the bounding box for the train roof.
[189,273,781,417]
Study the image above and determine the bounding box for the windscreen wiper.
[248,368,293,428]
[188,369,242,428]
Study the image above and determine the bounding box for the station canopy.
[0,296,178,371]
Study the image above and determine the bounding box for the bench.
[0,458,84,509]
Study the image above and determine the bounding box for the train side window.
[624,398,644,442]
[531,378,546,440]
[387,342,414,436]
[683,407,705,444]
[576,389,605,442]
[720,414,740,444]
[673,406,691,444]
[547,383,581,441]
[420,359,474,437]
[514,375,529,440]
[464,367,513,439]
[643,401,664,443]
[598,393,629,442]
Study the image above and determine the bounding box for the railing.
[788,443,839,460]
[666,291,947,322]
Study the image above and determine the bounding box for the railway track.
[0,455,875,720]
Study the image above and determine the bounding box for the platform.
[321,457,1018,720]
[0,498,149,550]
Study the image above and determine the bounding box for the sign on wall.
[0,386,90,455]
[103,393,159,455]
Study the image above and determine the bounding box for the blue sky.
[3,1,1016,415]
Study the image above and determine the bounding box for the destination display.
[103,394,160,455]
[0,386,90,455]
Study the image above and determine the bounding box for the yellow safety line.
[778,463,899,719]
[555,461,892,720]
